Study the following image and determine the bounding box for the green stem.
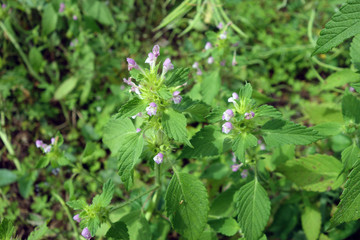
[311,56,345,71]
[0,130,21,171]
[110,185,159,213]
[0,22,43,82]
[52,191,80,240]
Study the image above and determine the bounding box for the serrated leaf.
[0,219,14,240]
[301,204,321,240]
[239,83,253,100]
[162,108,192,147]
[234,179,271,240]
[261,119,320,147]
[0,169,17,187]
[119,210,151,240]
[208,218,239,237]
[28,223,48,240]
[66,199,88,210]
[103,117,135,154]
[117,98,147,119]
[165,68,189,87]
[85,1,115,25]
[302,102,343,124]
[181,126,227,159]
[118,132,144,189]
[172,97,210,122]
[106,221,129,240]
[256,105,282,118]
[313,0,360,55]
[232,132,258,163]
[54,77,78,100]
[165,172,209,240]
[88,216,101,236]
[342,93,360,123]
[99,179,114,207]
[277,154,345,192]
[42,4,58,35]
[322,70,360,90]
[342,143,360,172]
[310,122,343,137]
[206,106,227,123]
[330,162,360,227]
[351,34,360,71]
[201,70,221,105]
[209,188,236,217]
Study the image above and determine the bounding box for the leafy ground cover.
[1,0,360,239]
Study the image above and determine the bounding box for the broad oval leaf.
[301,204,321,240]
[162,108,192,147]
[165,172,209,240]
[234,179,271,240]
[103,117,135,154]
[54,77,78,100]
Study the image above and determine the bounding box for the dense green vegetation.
[1,0,360,239]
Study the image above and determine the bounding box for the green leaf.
[85,1,115,25]
[165,172,209,240]
[261,119,320,147]
[209,188,236,217]
[351,82,360,92]
[256,105,282,118]
[277,154,345,192]
[42,4,58,35]
[106,221,129,240]
[29,48,44,73]
[54,77,78,100]
[234,179,271,240]
[310,122,343,137]
[118,132,144,189]
[312,0,360,55]
[208,218,239,237]
[239,83,253,100]
[66,199,88,210]
[103,117,135,154]
[181,126,227,159]
[302,102,343,124]
[165,68,189,87]
[88,216,101,236]
[27,223,48,240]
[341,143,360,172]
[117,98,147,119]
[322,70,360,90]
[301,204,321,240]
[162,108,192,147]
[330,162,360,227]
[232,132,258,163]
[0,218,14,240]
[351,34,360,71]
[99,179,114,207]
[172,97,210,122]
[201,70,221,105]
[0,169,17,187]
[342,93,360,124]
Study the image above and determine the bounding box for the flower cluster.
[72,215,92,240]
[36,138,55,153]
[231,152,248,178]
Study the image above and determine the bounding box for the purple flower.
[231,152,237,163]
[153,152,164,164]
[192,62,199,69]
[222,109,234,121]
[172,91,182,104]
[228,92,239,103]
[145,52,156,66]
[146,102,157,116]
[152,45,160,57]
[2,3,6,8]
[220,32,227,40]
[126,58,140,71]
[205,42,212,50]
[81,227,92,240]
[43,145,52,153]
[222,122,233,134]
[123,77,133,85]
[73,15,78,20]
[163,58,174,74]
[244,111,255,120]
[73,214,81,223]
[207,56,214,65]
[220,60,226,66]
[217,22,224,29]
[232,164,241,172]
[131,112,143,119]
[36,140,44,148]
[196,69,202,75]
[241,169,248,178]
[350,87,355,92]
[70,39,78,47]
[59,3,65,13]
[51,138,55,145]
[136,128,141,133]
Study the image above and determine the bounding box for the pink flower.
[222,109,234,121]
[73,15,78,20]
[146,102,157,116]
[228,92,239,103]
[163,58,174,74]
[192,62,199,69]
[152,45,160,57]
[207,56,214,65]
[220,32,227,40]
[81,227,92,240]
[145,52,156,66]
[217,22,224,29]
[59,3,65,13]
[244,111,255,120]
[241,169,248,178]
[172,91,182,104]
[126,58,140,71]
[153,152,164,164]
[205,42,212,50]
[136,128,141,133]
[73,214,81,223]
[222,122,233,134]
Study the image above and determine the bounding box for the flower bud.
[228,92,239,103]
[217,22,224,29]
[222,122,233,134]
[241,169,248,178]
[73,214,81,223]
[172,91,182,104]
[36,140,44,148]
[207,56,214,65]
[81,227,92,240]
[205,42,212,50]
[222,109,234,121]
[220,32,227,40]
[163,58,174,74]
[192,62,199,69]
[350,87,355,92]
[232,164,240,172]
[244,111,255,120]
[153,152,164,164]
[145,52,156,66]
[126,58,140,71]
[152,45,160,57]
[136,128,141,133]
